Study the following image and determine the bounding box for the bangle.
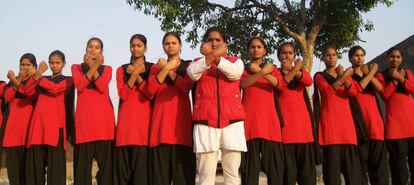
[336,81,342,86]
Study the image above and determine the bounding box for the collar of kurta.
[279,67,302,89]
[45,75,66,84]
[121,61,153,82]
[164,59,191,85]
[81,63,104,76]
[81,63,104,89]
[10,78,29,99]
[382,68,409,94]
[352,73,375,93]
[244,61,270,74]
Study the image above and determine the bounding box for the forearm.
[283,68,300,84]
[359,72,375,89]
[240,72,264,89]
[187,59,210,81]
[156,67,171,84]
[217,58,244,81]
[86,63,101,80]
[264,74,279,87]
[136,75,144,85]
[127,72,139,88]
[370,78,383,92]
[333,75,350,90]
[167,71,177,82]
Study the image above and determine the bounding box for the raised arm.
[216,57,244,81]
[94,66,112,94]
[71,64,90,92]
[156,58,179,84]
[240,63,273,89]
[402,69,414,94]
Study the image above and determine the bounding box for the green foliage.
[127,0,393,62]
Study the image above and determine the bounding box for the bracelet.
[336,81,342,86]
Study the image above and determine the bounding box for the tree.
[127,0,393,72]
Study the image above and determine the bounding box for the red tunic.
[25,76,74,149]
[278,70,314,143]
[314,73,358,145]
[115,63,153,147]
[352,75,385,141]
[71,64,115,144]
[241,66,284,142]
[147,61,194,147]
[0,81,6,126]
[377,69,414,139]
[2,79,36,147]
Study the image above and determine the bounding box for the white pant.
[193,121,247,153]
[197,150,241,185]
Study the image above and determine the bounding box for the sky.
[1,0,413,106]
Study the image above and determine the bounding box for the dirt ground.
[0,163,326,185]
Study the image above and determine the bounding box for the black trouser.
[240,139,284,185]
[359,140,389,185]
[114,145,149,185]
[5,146,27,185]
[387,138,414,185]
[322,144,364,185]
[283,142,316,185]
[74,140,114,185]
[150,144,195,185]
[26,129,66,185]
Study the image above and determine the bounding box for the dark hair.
[348,45,366,61]
[386,47,404,58]
[87,37,104,49]
[20,53,37,69]
[162,32,181,44]
[49,50,66,63]
[322,44,338,57]
[202,27,227,43]
[130,34,147,46]
[247,36,267,50]
[277,42,295,57]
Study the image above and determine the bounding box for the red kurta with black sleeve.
[147,60,194,147]
[71,64,115,144]
[25,75,74,149]
[241,66,285,142]
[2,79,37,147]
[116,62,153,147]
[278,70,314,144]
[377,69,414,139]
[314,73,358,145]
[0,81,6,126]
[352,74,385,141]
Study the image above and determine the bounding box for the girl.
[0,79,6,136]
[239,36,285,185]
[147,32,195,185]
[187,27,246,185]
[115,34,153,185]
[0,79,5,169]
[0,80,5,123]
[25,50,74,185]
[376,47,414,185]
[349,45,389,185]
[276,42,317,185]
[313,46,364,185]
[71,37,115,185]
[3,53,37,185]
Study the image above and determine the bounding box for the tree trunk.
[296,38,315,73]
[303,44,314,73]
